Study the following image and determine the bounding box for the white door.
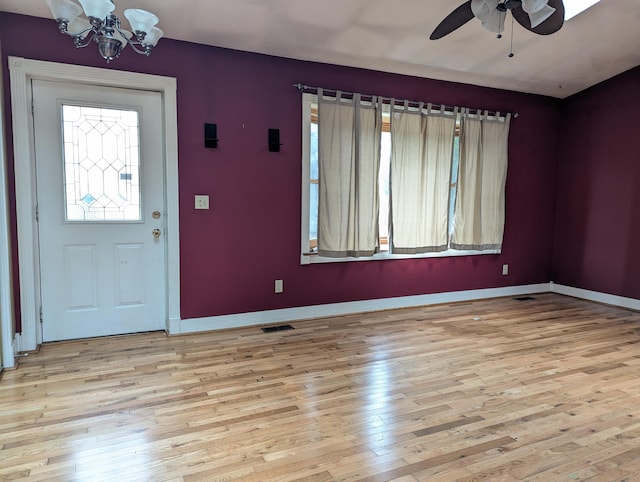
[32,80,166,342]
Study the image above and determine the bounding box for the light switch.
[195,195,210,210]
[275,279,283,293]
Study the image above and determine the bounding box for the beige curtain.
[390,102,457,253]
[317,90,382,257]
[451,110,511,251]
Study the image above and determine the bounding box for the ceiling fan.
[430,0,565,40]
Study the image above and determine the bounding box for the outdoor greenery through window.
[301,92,510,264]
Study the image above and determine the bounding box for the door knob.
[152,228,161,239]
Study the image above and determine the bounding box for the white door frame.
[1,48,15,369]
[7,56,181,353]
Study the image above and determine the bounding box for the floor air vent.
[514,296,536,301]
[261,324,294,333]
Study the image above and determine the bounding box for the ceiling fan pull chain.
[497,6,505,38]
[508,15,515,57]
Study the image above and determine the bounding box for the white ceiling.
[2,0,639,98]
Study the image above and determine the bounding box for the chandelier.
[44,0,163,62]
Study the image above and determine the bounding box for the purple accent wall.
[552,66,640,298]
[1,13,560,330]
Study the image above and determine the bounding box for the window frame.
[300,93,501,265]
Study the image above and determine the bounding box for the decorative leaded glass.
[62,104,142,221]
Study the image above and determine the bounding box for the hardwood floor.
[2,293,640,481]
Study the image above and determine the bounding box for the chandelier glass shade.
[44,0,163,62]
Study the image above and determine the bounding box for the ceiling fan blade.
[430,0,475,40]
[512,0,565,35]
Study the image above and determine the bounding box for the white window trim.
[300,92,500,265]
[301,248,501,265]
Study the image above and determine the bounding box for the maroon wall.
[552,66,640,298]
[1,13,560,327]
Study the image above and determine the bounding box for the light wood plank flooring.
[2,293,640,481]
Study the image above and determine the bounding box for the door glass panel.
[62,104,142,221]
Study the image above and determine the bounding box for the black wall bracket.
[204,123,218,148]
[268,128,282,152]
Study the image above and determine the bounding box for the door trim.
[8,56,180,351]
[0,50,15,369]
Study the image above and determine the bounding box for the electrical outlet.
[194,195,209,210]
[274,279,283,293]
[502,264,509,275]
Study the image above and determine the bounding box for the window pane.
[449,135,460,235]
[310,183,318,244]
[451,135,460,185]
[310,122,318,179]
[62,104,142,222]
[379,131,391,249]
[309,120,319,248]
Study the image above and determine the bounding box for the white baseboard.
[174,283,552,335]
[550,283,640,311]
[4,282,634,350]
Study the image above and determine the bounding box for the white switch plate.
[502,264,509,275]
[275,279,283,293]
[195,195,209,210]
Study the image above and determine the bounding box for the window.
[308,107,392,252]
[62,104,142,222]
[301,92,509,264]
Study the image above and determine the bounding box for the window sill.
[300,248,501,265]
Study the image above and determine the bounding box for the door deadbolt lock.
[152,211,161,219]
[152,228,161,239]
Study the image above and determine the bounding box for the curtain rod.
[293,83,518,119]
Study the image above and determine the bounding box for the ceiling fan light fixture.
[482,11,506,33]
[527,4,556,27]
[521,0,549,13]
[471,0,498,21]
[471,0,506,33]
[429,0,564,41]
